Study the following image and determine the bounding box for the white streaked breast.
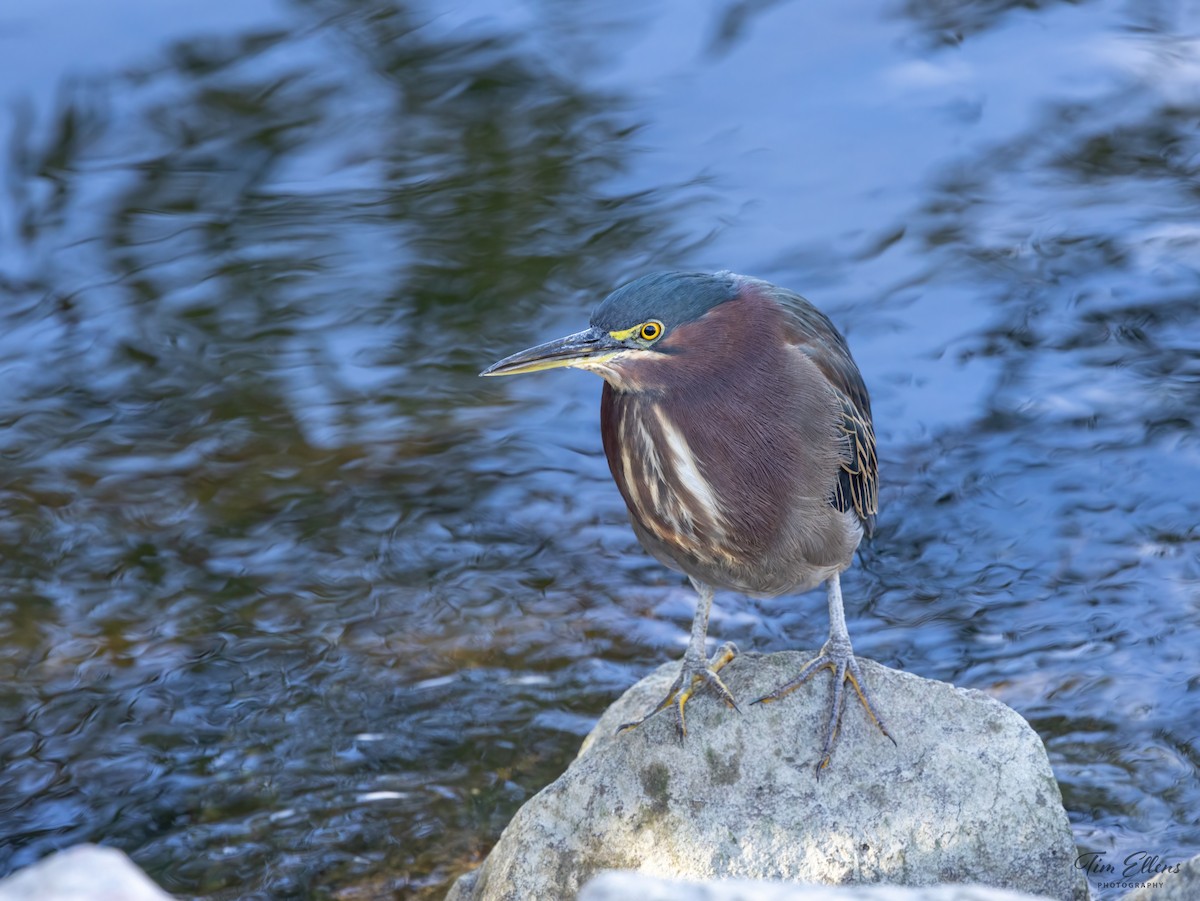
[650,404,727,538]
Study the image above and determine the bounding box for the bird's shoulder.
[755,287,865,401]
[758,283,879,533]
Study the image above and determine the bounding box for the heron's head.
[480,271,746,390]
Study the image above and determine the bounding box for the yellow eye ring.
[639,321,663,342]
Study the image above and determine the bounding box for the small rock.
[579,870,1059,900]
[0,845,174,901]
[447,651,1088,901]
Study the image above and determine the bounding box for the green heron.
[481,271,892,769]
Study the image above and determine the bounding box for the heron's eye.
[639,321,663,342]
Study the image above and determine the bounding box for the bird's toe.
[617,644,741,739]
[751,647,893,772]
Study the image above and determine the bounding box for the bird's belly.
[623,494,858,598]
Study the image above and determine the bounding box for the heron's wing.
[831,389,878,536]
[770,287,879,536]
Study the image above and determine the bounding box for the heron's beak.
[480,327,624,377]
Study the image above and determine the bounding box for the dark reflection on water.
[1,0,1198,898]
[893,0,1099,46]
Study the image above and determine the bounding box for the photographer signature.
[1075,850,1183,879]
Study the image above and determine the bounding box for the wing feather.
[767,285,879,536]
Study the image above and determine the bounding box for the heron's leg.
[618,579,739,740]
[751,572,894,773]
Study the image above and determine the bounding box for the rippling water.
[0,0,1197,898]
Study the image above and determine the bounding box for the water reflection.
[869,2,1200,871]
[0,2,699,896]
[0,0,1198,899]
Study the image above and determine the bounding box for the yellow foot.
[751,645,895,774]
[618,642,740,740]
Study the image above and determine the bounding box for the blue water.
[0,0,1197,898]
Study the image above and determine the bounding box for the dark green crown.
[590,271,741,331]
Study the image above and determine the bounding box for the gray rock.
[0,845,174,901]
[579,870,1059,900]
[447,651,1087,901]
[1120,851,1200,901]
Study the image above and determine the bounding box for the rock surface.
[578,871,1060,900]
[447,651,1087,901]
[0,845,174,901]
